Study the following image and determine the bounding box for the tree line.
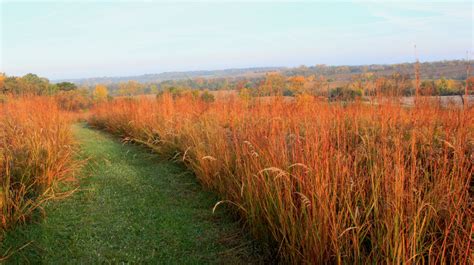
[1,70,472,105]
[0,73,110,110]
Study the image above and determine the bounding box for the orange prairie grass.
[90,94,473,264]
[0,97,78,230]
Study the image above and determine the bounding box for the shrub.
[282,89,294,97]
[55,89,93,111]
[329,87,362,101]
[200,90,215,103]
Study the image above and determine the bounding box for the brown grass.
[0,97,78,231]
[89,94,473,263]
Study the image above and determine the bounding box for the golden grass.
[90,94,473,263]
[0,97,78,230]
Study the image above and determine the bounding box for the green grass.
[0,124,264,264]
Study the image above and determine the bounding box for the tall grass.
[0,97,78,231]
[90,94,473,263]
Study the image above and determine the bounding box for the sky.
[1,0,472,80]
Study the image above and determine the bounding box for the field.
[2,1,473,263]
[0,79,472,263]
[88,94,473,263]
[0,91,472,263]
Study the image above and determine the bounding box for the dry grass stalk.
[90,93,473,263]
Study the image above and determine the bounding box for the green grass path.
[1,124,261,264]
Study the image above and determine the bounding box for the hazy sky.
[1,0,472,79]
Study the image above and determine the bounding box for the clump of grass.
[0,97,78,231]
[90,93,473,263]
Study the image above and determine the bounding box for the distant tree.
[149,84,158,94]
[348,76,364,96]
[435,78,448,92]
[200,90,215,102]
[288,75,306,94]
[167,86,184,98]
[261,72,286,96]
[466,76,474,94]
[93,84,108,101]
[0,73,5,91]
[420,80,435,95]
[47,83,59,95]
[117,82,125,96]
[56,89,93,111]
[189,89,199,99]
[222,78,229,90]
[310,75,328,96]
[17,73,50,95]
[283,89,295,97]
[235,80,246,91]
[194,78,205,87]
[3,76,19,94]
[56,82,77,91]
[129,80,142,95]
[238,88,252,101]
[329,87,362,101]
[118,80,142,96]
[435,77,460,95]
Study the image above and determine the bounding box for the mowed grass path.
[1,125,262,264]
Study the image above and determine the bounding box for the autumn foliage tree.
[93,84,109,101]
[118,80,142,96]
[260,72,286,96]
[307,75,328,96]
[0,73,5,91]
[56,82,77,91]
[55,88,93,111]
[0,73,58,95]
[288,75,306,94]
[466,76,474,94]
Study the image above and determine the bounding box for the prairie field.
[2,1,474,263]
[89,94,473,263]
[0,75,472,264]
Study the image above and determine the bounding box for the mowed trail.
[1,125,261,264]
